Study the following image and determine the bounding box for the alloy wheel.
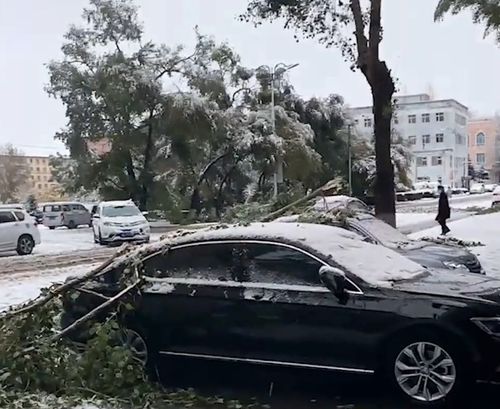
[119,329,148,366]
[19,237,34,254]
[394,342,456,402]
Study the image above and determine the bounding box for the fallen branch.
[2,245,131,318]
[51,279,141,342]
[260,178,343,222]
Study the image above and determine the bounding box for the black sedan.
[64,223,500,407]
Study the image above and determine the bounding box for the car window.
[62,205,71,211]
[44,205,61,212]
[0,211,16,223]
[143,243,235,281]
[14,211,25,221]
[102,205,140,217]
[71,204,83,211]
[241,243,323,286]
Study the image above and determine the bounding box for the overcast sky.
[1,0,499,156]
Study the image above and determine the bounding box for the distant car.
[277,196,483,274]
[413,182,451,198]
[469,183,485,194]
[492,186,500,207]
[42,202,92,229]
[484,183,498,193]
[92,200,150,245]
[63,222,500,407]
[0,208,41,255]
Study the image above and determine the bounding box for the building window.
[436,112,445,122]
[476,132,486,146]
[456,134,466,145]
[436,133,444,143]
[432,156,443,166]
[44,184,48,188]
[36,159,39,164]
[422,134,431,144]
[393,116,399,125]
[29,158,33,164]
[364,118,372,128]
[422,113,430,123]
[37,184,42,189]
[37,176,41,181]
[416,157,428,167]
[354,119,359,125]
[408,114,416,124]
[36,167,40,172]
[476,153,486,165]
[409,136,416,145]
[455,114,466,126]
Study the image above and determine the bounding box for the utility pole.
[347,123,352,196]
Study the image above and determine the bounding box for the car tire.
[68,220,76,229]
[49,226,55,230]
[16,235,35,256]
[382,331,470,407]
[98,229,107,246]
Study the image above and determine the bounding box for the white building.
[348,94,469,187]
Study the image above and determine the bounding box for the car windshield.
[353,215,412,247]
[102,205,140,218]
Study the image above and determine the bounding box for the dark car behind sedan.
[279,196,484,274]
[63,223,500,407]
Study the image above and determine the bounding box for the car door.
[0,211,20,251]
[229,241,375,372]
[139,241,245,358]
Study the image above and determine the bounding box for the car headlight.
[471,317,500,336]
[443,261,467,270]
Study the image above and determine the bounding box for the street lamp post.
[258,63,299,199]
[347,123,353,196]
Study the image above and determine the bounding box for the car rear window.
[44,205,61,212]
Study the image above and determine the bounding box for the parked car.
[92,200,150,245]
[42,202,92,229]
[279,196,483,274]
[484,183,498,193]
[63,223,500,407]
[469,183,485,194]
[0,208,41,255]
[492,186,500,207]
[413,182,451,198]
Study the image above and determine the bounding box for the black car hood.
[396,242,478,270]
[394,269,500,304]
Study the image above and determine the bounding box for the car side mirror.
[319,266,349,304]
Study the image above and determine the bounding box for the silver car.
[42,202,92,230]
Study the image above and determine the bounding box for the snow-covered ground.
[397,192,493,212]
[410,212,500,277]
[0,263,99,311]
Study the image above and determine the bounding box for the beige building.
[468,118,500,182]
[24,155,66,201]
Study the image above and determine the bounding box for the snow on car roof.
[100,200,135,207]
[313,195,369,212]
[131,222,426,288]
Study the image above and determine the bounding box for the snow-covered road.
[410,212,500,277]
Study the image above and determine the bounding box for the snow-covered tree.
[0,144,30,203]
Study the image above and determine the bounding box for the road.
[397,192,493,211]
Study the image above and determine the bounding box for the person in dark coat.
[436,185,451,235]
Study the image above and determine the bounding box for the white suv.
[92,201,150,245]
[0,208,41,255]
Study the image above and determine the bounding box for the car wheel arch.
[375,322,480,372]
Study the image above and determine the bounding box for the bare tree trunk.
[372,72,396,226]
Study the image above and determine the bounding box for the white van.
[42,202,92,230]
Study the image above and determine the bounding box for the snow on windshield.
[102,205,140,217]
